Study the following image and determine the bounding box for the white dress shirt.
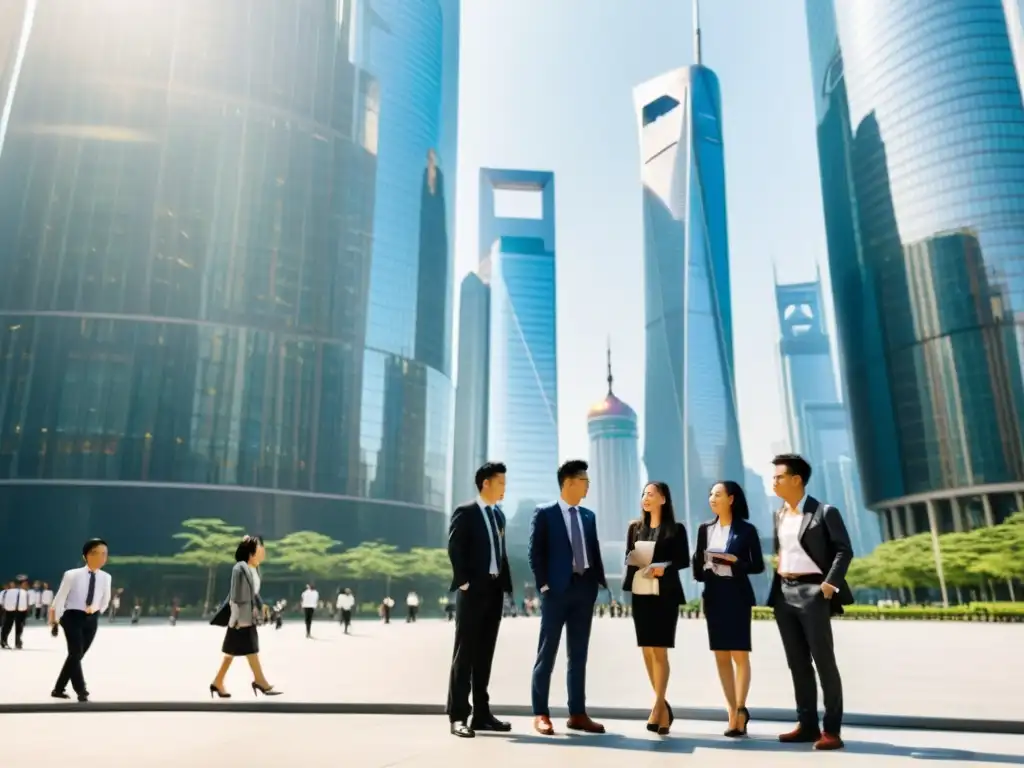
[705,522,734,577]
[51,567,113,621]
[27,588,40,607]
[557,498,590,570]
[778,496,824,576]
[2,588,28,612]
[407,592,420,607]
[337,593,355,611]
[301,589,319,609]
[41,589,54,606]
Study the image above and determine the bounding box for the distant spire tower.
[693,0,702,66]
[606,338,614,396]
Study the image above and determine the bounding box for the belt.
[779,573,824,585]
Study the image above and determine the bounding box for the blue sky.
[454,0,832,487]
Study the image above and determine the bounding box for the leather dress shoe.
[450,721,474,738]
[814,733,845,750]
[533,715,554,735]
[471,715,511,732]
[567,714,606,734]
[779,725,821,743]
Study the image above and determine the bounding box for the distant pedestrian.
[301,584,319,638]
[336,589,354,634]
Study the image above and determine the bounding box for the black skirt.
[222,625,259,656]
[703,577,752,652]
[631,595,679,648]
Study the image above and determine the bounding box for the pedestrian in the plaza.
[40,582,53,621]
[406,590,420,622]
[769,453,853,751]
[529,459,608,736]
[1,576,31,649]
[445,461,514,738]
[336,588,354,633]
[49,538,113,702]
[692,480,765,737]
[28,581,41,620]
[622,481,690,735]
[209,535,282,699]
[380,596,394,622]
[301,583,319,638]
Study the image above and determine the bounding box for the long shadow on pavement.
[499,732,1024,764]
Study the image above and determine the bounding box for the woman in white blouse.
[209,535,281,698]
[692,481,765,737]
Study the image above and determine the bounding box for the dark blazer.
[767,496,855,615]
[622,520,690,605]
[447,501,513,594]
[528,502,608,594]
[691,517,765,606]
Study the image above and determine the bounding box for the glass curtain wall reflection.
[806,0,1024,538]
[0,0,449,575]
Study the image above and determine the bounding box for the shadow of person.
[502,732,1024,764]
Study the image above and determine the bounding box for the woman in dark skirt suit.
[623,482,689,734]
[209,535,282,698]
[692,481,764,736]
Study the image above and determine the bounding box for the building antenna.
[693,0,702,66]
[606,337,614,396]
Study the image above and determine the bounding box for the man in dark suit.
[528,459,608,736]
[446,461,514,738]
[769,453,854,752]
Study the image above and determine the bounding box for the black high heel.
[657,702,673,735]
[209,683,231,699]
[725,707,749,738]
[251,681,282,696]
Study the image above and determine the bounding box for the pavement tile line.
[0,701,1020,735]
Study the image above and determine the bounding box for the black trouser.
[383,606,391,623]
[303,607,314,635]
[339,609,352,632]
[774,577,844,734]
[406,606,417,622]
[34,605,43,620]
[1,610,27,646]
[446,579,503,723]
[55,610,99,695]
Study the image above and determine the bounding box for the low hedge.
[741,603,1024,622]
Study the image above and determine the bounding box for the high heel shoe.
[725,707,749,738]
[251,681,282,697]
[209,683,231,699]
[657,702,672,735]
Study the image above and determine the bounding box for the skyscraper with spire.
[632,0,743,597]
[587,344,642,575]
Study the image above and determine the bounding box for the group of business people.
[445,453,853,752]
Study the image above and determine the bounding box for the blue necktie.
[569,507,586,575]
[85,572,96,607]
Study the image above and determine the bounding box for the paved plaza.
[0,616,1020,724]
[5,713,1024,767]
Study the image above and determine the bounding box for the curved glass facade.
[0,0,454,574]
[807,0,1024,528]
[634,66,744,596]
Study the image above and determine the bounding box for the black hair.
[82,538,108,558]
[712,480,750,521]
[772,453,812,485]
[234,534,265,563]
[557,459,589,488]
[474,461,507,491]
[639,481,678,535]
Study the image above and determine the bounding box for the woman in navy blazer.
[692,481,765,737]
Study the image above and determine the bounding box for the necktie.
[568,507,586,575]
[85,572,96,608]
[17,590,23,611]
[485,506,502,572]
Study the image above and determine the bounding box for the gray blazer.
[228,562,259,628]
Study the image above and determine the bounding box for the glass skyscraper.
[0,0,458,575]
[633,10,744,595]
[451,168,558,524]
[806,0,1024,540]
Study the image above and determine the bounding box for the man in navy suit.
[528,459,608,735]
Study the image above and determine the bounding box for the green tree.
[172,518,245,609]
[399,547,451,586]
[272,531,342,582]
[336,541,403,593]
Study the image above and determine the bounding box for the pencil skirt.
[631,595,679,648]
[222,625,259,656]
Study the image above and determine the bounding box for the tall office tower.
[358,0,459,514]
[459,168,558,525]
[450,272,491,504]
[633,0,743,594]
[742,467,774,603]
[775,276,882,555]
[0,0,453,576]
[587,346,641,573]
[806,0,1024,543]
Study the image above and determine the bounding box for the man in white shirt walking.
[406,591,420,623]
[300,584,319,638]
[1,576,30,649]
[336,588,355,634]
[49,538,112,702]
[28,581,41,620]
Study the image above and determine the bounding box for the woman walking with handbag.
[209,535,282,698]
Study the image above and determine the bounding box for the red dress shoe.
[778,725,822,743]
[814,733,845,750]
[566,714,606,734]
[533,715,555,735]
